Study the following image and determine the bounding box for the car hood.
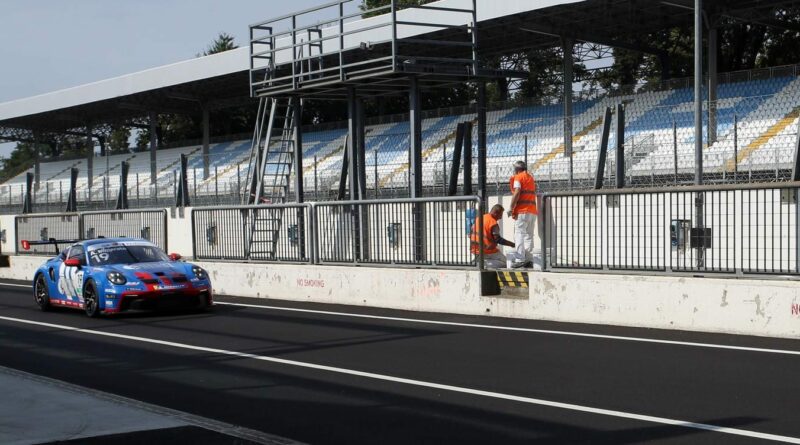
[110,261,187,276]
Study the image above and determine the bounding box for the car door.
[58,245,86,304]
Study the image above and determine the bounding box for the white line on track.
[0,314,798,444]
[214,301,800,356]
[2,281,799,356]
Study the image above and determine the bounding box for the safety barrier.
[314,196,481,268]
[14,209,168,255]
[192,204,311,263]
[190,197,482,267]
[543,182,800,276]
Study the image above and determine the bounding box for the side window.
[67,246,85,265]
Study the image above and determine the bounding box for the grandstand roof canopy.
[0,0,795,138]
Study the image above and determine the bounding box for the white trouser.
[482,251,507,269]
[513,213,536,263]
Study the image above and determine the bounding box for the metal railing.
[314,196,481,267]
[15,209,168,255]
[191,197,482,267]
[543,182,800,276]
[15,213,81,256]
[81,209,168,252]
[192,204,312,263]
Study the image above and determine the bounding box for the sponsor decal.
[155,284,185,291]
[105,300,115,306]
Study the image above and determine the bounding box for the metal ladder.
[241,31,322,259]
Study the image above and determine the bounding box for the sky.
[0,0,359,158]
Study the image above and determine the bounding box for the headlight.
[107,271,127,285]
[192,266,208,280]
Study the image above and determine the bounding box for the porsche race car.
[29,238,212,317]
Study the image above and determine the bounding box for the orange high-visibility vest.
[470,213,499,255]
[510,171,537,215]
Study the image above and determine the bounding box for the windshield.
[88,244,169,266]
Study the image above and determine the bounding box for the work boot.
[512,261,533,269]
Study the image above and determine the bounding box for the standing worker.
[470,204,515,269]
[507,160,537,268]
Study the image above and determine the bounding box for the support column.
[615,104,626,189]
[202,107,210,180]
[149,112,158,184]
[409,76,425,262]
[409,76,423,198]
[356,98,367,200]
[86,125,93,192]
[694,0,703,185]
[346,87,359,200]
[562,38,574,188]
[694,0,706,269]
[708,23,718,145]
[477,81,487,205]
[292,98,304,202]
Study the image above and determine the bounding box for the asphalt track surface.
[1,279,800,444]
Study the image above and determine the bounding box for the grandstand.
[3,65,799,209]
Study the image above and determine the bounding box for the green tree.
[200,32,238,57]
[107,126,131,154]
[0,142,40,181]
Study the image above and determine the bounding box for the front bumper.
[103,285,212,313]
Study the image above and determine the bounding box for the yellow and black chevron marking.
[497,271,528,289]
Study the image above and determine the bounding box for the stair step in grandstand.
[725,106,800,171]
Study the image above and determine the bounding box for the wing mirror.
[168,253,182,261]
[64,258,82,267]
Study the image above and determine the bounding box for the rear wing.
[21,238,81,254]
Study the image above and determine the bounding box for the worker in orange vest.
[470,204,515,268]
[507,161,537,268]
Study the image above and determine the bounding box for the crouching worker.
[470,204,515,269]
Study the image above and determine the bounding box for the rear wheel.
[34,274,50,311]
[83,281,100,318]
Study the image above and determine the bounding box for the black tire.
[34,274,51,312]
[83,281,101,318]
[194,293,210,313]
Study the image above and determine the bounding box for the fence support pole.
[115,161,129,210]
[477,80,488,208]
[594,107,612,189]
[448,123,465,196]
[65,168,78,212]
[792,118,800,181]
[615,104,625,189]
[673,121,679,185]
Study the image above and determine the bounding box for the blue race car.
[28,237,213,317]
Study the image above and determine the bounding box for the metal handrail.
[542,181,800,197]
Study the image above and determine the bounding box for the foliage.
[199,32,238,57]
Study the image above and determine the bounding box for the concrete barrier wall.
[3,253,799,338]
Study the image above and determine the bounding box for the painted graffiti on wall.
[792,304,800,317]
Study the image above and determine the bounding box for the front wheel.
[34,274,50,312]
[83,281,101,318]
